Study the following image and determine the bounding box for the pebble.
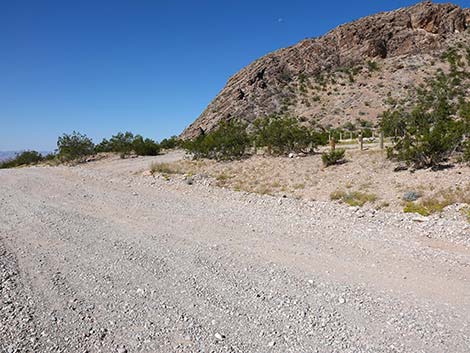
[214,333,225,340]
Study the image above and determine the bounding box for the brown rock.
[181,2,470,139]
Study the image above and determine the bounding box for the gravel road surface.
[1,152,469,352]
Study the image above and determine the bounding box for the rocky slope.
[181,1,470,139]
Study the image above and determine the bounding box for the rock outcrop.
[181,1,470,139]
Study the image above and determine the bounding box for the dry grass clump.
[403,185,470,216]
[330,190,377,207]
[149,162,184,175]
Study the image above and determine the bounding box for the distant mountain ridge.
[0,151,20,162]
[0,151,52,162]
[181,1,470,138]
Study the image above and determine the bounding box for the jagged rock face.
[181,2,470,139]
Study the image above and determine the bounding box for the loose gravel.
[0,153,469,352]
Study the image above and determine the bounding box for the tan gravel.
[0,151,469,352]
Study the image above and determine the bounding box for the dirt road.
[1,152,469,352]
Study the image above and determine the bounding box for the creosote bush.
[57,131,95,162]
[184,115,328,160]
[381,57,470,168]
[0,151,47,169]
[95,132,160,156]
[253,116,319,155]
[184,120,250,160]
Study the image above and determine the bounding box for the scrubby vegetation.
[184,115,328,160]
[330,190,377,207]
[159,136,180,150]
[322,149,346,167]
[183,120,250,160]
[252,116,322,155]
[0,151,51,169]
[95,132,160,157]
[381,47,470,169]
[57,131,95,162]
[403,186,470,216]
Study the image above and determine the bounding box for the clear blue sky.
[1,0,468,151]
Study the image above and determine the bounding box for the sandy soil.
[0,151,469,352]
[150,148,470,218]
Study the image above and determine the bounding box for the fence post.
[330,137,336,151]
[380,131,384,150]
[359,131,363,151]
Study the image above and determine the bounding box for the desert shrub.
[184,119,250,160]
[403,186,470,215]
[0,150,45,169]
[381,68,470,168]
[322,149,345,167]
[330,190,377,206]
[463,141,470,163]
[149,162,182,175]
[403,202,430,216]
[108,131,135,155]
[462,207,470,223]
[95,132,160,156]
[132,135,160,156]
[367,60,380,72]
[57,131,94,161]
[159,136,180,150]
[253,115,318,155]
[403,191,421,202]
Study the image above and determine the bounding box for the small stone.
[117,348,127,353]
[214,333,225,340]
[268,341,276,347]
[338,297,346,304]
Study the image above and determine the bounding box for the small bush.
[330,190,377,206]
[322,149,346,167]
[149,162,181,175]
[403,202,430,216]
[367,60,380,72]
[463,140,470,163]
[0,150,45,169]
[461,207,470,223]
[159,136,180,150]
[57,131,94,162]
[403,186,470,215]
[403,191,421,202]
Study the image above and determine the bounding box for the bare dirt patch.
[145,149,470,218]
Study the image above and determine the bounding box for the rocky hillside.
[181,1,470,139]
